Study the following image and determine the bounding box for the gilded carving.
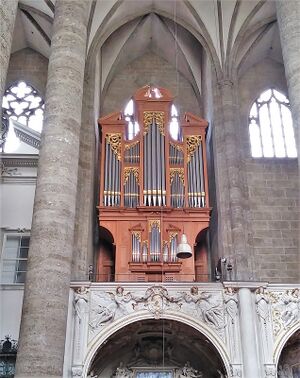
[186,135,202,162]
[148,219,160,232]
[106,133,122,160]
[132,231,141,241]
[124,167,139,184]
[170,168,185,184]
[170,142,184,152]
[124,140,139,150]
[143,111,164,135]
[169,231,178,242]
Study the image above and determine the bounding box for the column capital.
[223,281,269,290]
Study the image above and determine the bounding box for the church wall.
[5,47,48,96]
[101,52,200,117]
[238,58,299,283]
[0,177,36,230]
[0,286,24,341]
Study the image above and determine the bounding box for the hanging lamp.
[176,234,192,259]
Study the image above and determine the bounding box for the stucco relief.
[88,285,225,340]
[269,288,300,338]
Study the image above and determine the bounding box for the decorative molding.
[0,154,39,168]
[269,288,300,338]
[1,163,21,177]
[87,285,225,342]
[14,128,40,149]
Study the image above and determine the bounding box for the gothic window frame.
[2,81,44,133]
[248,88,297,158]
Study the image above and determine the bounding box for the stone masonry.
[0,0,18,108]
[15,1,90,377]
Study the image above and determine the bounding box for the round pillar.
[0,0,18,107]
[238,288,261,378]
[276,0,300,165]
[15,1,90,376]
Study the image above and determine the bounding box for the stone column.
[213,79,254,280]
[238,288,261,378]
[276,0,300,166]
[0,0,18,108]
[73,70,96,281]
[15,1,90,377]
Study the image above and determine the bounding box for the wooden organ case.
[97,87,211,282]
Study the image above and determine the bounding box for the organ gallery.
[97,86,210,282]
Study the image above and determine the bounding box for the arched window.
[169,104,181,141]
[124,99,139,140]
[249,89,297,158]
[2,81,44,133]
[123,97,181,142]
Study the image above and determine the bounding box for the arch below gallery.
[83,311,231,377]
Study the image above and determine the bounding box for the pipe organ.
[97,86,210,282]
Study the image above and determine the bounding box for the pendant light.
[176,234,192,259]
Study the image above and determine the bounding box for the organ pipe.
[99,88,210,275]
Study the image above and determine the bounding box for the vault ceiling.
[10,0,282,81]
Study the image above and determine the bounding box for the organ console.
[97,86,211,282]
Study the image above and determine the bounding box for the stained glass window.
[249,89,297,158]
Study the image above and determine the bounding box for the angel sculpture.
[175,361,203,378]
[114,362,134,378]
[89,304,114,329]
[107,286,133,316]
[181,287,224,328]
[281,288,300,328]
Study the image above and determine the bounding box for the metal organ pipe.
[157,124,162,206]
[193,148,199,207]
[199,142,205,207]
[147,126,152,206]
[143,136,147,205]
[107,142,111,206]
[152,121,157,206]
[104,141,109,206]
[161,132,165,206]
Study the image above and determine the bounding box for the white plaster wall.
[0,286,24,339]
[0,182,36,229]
